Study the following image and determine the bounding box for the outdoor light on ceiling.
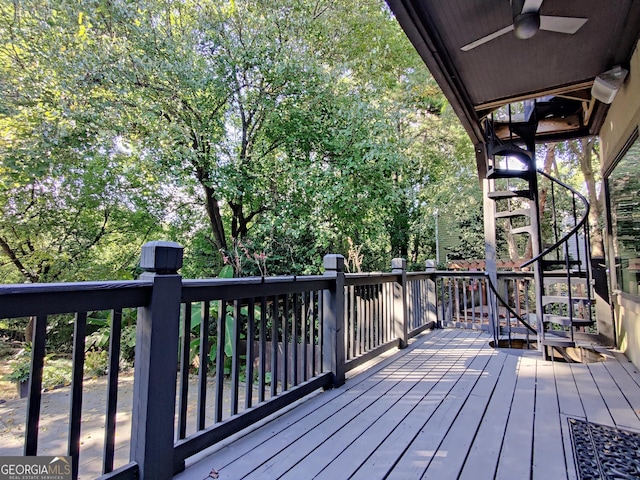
[513,12,540,39]
[591,66,628,104]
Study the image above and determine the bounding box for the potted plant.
[6,350,31,398]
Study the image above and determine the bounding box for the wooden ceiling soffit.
[493,114,583,141]
[473,80,595,117]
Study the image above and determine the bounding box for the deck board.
[291,333,476,479]
[458,352,519,480]
[587,362,640,430]
[418,352,507,480]
[532,362,567,480]
[570,362,614,426]
[350,333,487,480]
[494,356,536,480]
[384,346,494,479]
[175,328,640,480]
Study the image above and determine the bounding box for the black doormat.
[568,417,640,479]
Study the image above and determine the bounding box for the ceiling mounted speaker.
[591,66,628,104]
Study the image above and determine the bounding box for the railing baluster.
[283,294,289,392]
[318,286,324,373]
[471,279,477,328]
[524,280,532,346]
[25,314,47,456]
[301,292,308,382]
[378,283,383,345]
[365,285,371,352]
[271,295,279,397]
[178,304,191,439]
[480,278,486,329]
[447,279,453,325]
[259,296,267,403]
[293,293,299,387]
[230,300,241,416]
[504,280,511,343]
[387,282,392,341]
[214,300,225,422]
[454,278,460,325]
[310,291,317,377]
[69,311,87,479]
[462,279,468,324]
[103,308,122,474]
[355,287,362,355]
[198,301,210,430]
[348,286,355,360]
[245,298,255,410]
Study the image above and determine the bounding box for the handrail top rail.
[432,271,487,278]
[0,279,152,295]
[345,272,397,278]
[520,168,590,268]
[0,280,153,318]
[182,274,329,288]
[345,272,399,286]
[431,270,534,279]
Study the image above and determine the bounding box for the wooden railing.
[0,244,437,480]
[434,271,536,342]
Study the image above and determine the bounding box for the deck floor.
[175,328,640,480]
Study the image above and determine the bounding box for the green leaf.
[224,308,234,358]
[218,265,234,279]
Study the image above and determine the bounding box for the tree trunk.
[201,182,228,252]
[576,137,604,257]
[523,143,557,260]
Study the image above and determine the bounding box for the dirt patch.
[0,343,21,403]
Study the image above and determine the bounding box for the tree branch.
[0,235,38,283]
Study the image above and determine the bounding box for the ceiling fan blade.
[521,0,544,14]
[539,16,588,34]
[461,25,514,51]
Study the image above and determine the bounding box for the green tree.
[0,0,166,282]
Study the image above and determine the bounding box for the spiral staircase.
[484,99,594,360]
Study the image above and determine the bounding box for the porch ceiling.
[386,0,640,161]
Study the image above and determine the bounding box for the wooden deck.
[175,328,640,480]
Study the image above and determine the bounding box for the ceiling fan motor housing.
[514,12,540,39]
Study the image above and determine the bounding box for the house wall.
[599,39,640,368]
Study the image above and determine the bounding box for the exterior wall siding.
[600,39,640,368]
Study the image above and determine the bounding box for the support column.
[483,176,499,343]
[131,241,183,480]
[392,258,408,348]
[322,254,345,388]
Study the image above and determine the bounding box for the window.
[607,133,640,295]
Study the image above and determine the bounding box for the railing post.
[131,241,183,480]
[392,258,408,348]
[323,254,345,388]
[425,260,440,328]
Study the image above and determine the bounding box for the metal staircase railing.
[484,100,594,357]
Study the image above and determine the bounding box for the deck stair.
[484,100,594,360]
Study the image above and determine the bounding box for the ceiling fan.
[460,0,588,51]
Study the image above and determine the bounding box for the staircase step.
[542,295,593,306]
[510,225,533,236]
[544,315,594,327]
[541,259,583,270]
[541,337,575,348]
[495,208,532,219]
[543,273,589,285]
[489,143,533,164]
[486,168,534,180]
[488,190,534,200]
[509,121,538,145]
